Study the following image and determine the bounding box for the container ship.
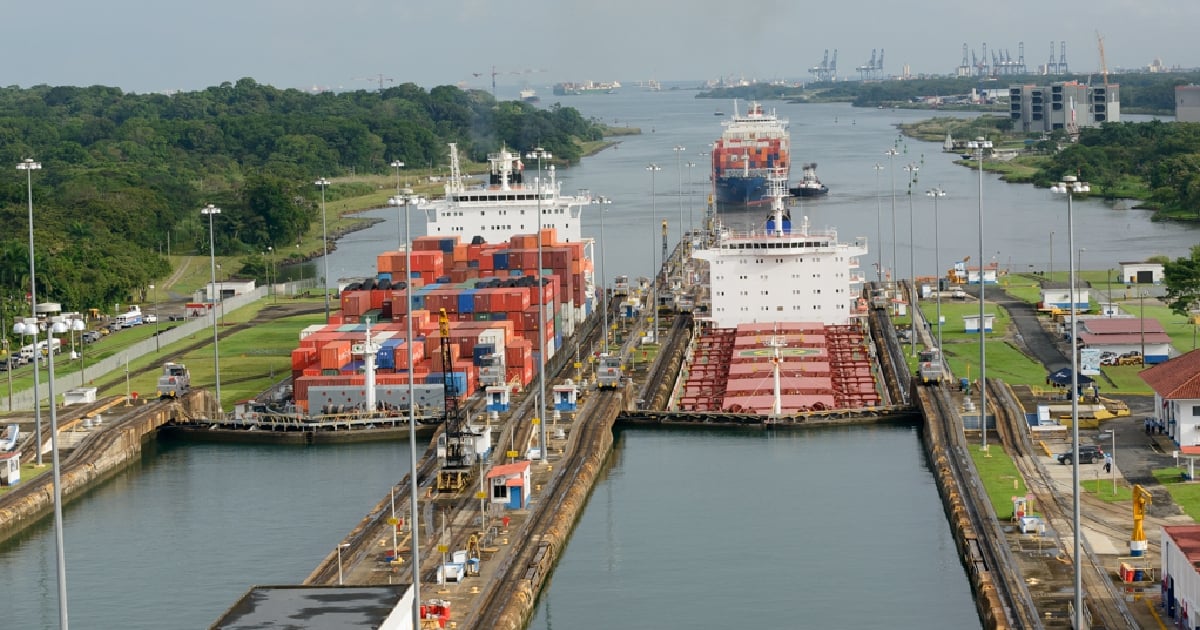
[285,144,595,419]
[683,176,879,415]
[552,81,620,95]
[711,101,790,207]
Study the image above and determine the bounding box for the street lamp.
[904,161,920,357]
[1049,231,1055,281]
[201,204,223,410]
[673,145,686,248]
[17,158,43,466]
[149,284,159,352]
[685,161,697,243]
[646,164,662,343]
[390,160,404,196]
[873,162,885,283]
[267,246,275,303]
[1051,173,1088,630]
[926,187,946,358]
[526,148,551,465]
[967,136,992,449]
[315,178,332,323]
[599,199,609,352]
[386,189,423,623]
[17,308,79,629]
[337,542,351,585]
[885,147,899,287]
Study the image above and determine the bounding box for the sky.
[4,0,1196,93]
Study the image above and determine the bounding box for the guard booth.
[553,382,578,413]
[488,461,531,510]
[485,386,510,413]
[0,451,20,486]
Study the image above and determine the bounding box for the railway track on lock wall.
[987,380,1136,629]
[920,384,1039,629]
[467,386,625,629]
[306,300,612,588]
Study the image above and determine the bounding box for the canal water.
[529,426,981,629]
[3,89,1193,627]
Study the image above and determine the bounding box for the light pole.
[149,284,159,352]
[686,161,697,243]
[390,159,404,196]
[599,199,609,352]
[17,158,43,466]
[873,162,885,283]
[337,542,350,585]
[904,161,920,357]
[885,147,899,287]
[646,164,661,343]
[386,189,423,625]
[201,204,223,410]
[1051,173,1088,630]
[673,145,686,248]
[268,246,275,303]
[927,187,946,357]
[1049,231,1055,280]
[18,309,79,629]
[527,148,551,464]
[967,137,992,449]
[315,178,332,323]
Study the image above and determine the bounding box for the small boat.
[520,88,539,103]
[788,163,828,198]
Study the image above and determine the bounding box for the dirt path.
[162,256,193,300]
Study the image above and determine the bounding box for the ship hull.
[789,185,828,198]
[714,175,772,206]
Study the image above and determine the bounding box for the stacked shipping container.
[289,231,592,414]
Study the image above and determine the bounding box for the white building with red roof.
[1161,525,1200,625]
[487,460,531,510]
[1080,318,1172,364]
[1140,350,1200,452]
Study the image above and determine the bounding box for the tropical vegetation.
[0,79,606,327]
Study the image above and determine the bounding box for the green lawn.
[970,446,1029,519]
[1152,468,1200,521]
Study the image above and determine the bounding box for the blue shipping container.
[376,347,396,370]
[493,251,509,270]
[377,272,392,282]
[458,290,475,314]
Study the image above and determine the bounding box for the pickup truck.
[144,314,158,324]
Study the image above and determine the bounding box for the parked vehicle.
[81,331,101,344]
[1058,445,1103,464]
[113,305,144,328]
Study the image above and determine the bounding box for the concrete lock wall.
[0,390,210,544]
[1,288,266,412]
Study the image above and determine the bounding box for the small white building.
[1160,525,1200,625]
[63,387,97,406]
[487,460,531,510]
[0,451,20,486]
[1140,350,1200,450]
[953,261,999,285]
[963,313,995,333]
[1120,262,1164,285]
[202,278,257,302]
[1039,286,1091,311]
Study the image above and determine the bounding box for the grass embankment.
[82,300,325,407]
[911,299,1044,386]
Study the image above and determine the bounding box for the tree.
[1164,244,1200,316]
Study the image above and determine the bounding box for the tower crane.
[1096,31,1109,87]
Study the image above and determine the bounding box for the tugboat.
[788,163,828,198]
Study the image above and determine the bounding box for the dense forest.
[0,79,605,316]
[1031,121,1200,217]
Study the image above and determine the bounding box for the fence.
[2,287,273,412]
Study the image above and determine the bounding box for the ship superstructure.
[711,101,790,206]
[692,177,867,328]
[681,177,878,415]
[421,143,593,244]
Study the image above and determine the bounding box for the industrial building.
[1176,85,1200,123]
[1009,81,1120,133]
